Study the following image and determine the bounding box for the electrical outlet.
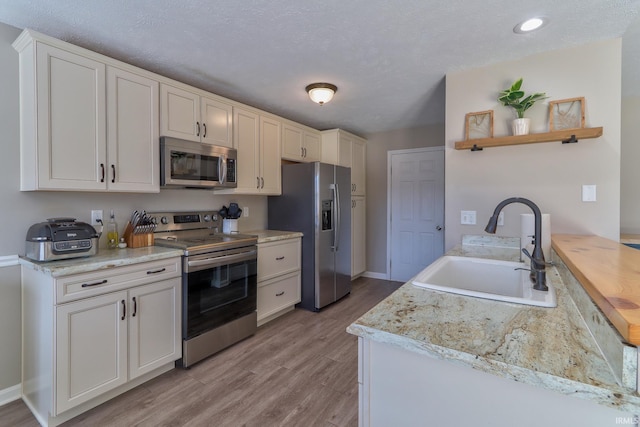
[460,210,476,225]
[243,206,249,217]
[91,209,103,225]
[498,212,504,226]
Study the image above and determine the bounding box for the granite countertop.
[19,246,183,277]
[347,235,640,413]
[245,229,303,243]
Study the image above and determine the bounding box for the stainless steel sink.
[412,256,557,307]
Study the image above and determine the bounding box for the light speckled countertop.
[347,235,640,413]
[19,246,183,277]
[245,229,303,243]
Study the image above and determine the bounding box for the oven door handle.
[218,154,227,185]
[186,250,257,273]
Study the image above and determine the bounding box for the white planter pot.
[512,118,531,135]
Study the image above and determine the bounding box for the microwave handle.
[218,154,228,184]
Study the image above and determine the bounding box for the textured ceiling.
[0,0,639,136]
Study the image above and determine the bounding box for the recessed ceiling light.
[513,17,548,34]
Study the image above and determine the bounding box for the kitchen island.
[347,235,640,427]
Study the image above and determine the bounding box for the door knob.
[436,225,442,231]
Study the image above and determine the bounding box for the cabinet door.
[160,84,200,142]
[352,197,366,277]
[128,278,181,379]
[282,123,304,161]
[303,131,321,162]
[55,291,128,415]
[36,43,106,190]
[338,134,352,168]
[351,138,366,196]
[201,96,233,148]
[260,116,282,195]
[107,67,159,192]
[233,108,260,192]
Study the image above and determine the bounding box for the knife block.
[122,222,155,248]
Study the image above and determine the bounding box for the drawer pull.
[275,256,285,261]
[276,291,285,297]
[147,268,166,275]
[81,279,108,288]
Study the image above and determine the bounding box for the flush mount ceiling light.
[305,83,337,105]
[513,17,548,34]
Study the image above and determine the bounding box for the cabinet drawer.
[257,238,301,282]
[55,257,181,303]
[257,271,301,321]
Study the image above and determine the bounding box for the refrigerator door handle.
[331,183,341,252]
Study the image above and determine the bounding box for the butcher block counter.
[553,234,640,346]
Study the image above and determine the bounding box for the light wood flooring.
[0,277,401,427]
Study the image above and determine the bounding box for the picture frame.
[548,97,585,131]
[465,110,494,140]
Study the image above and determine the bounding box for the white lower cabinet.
[352,196,366,278]
[21,256,181,427]
[257,237,301,325]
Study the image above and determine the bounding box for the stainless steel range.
[150,211,258,367]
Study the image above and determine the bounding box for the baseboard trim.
[362,271,388,280]
[0,383,21,407]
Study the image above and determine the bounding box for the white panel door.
[36,43,106,190]
[282,123,304,161]
[107,67,159,192]
[128,279,181,379]
[303,131,321,162]
[389,148,444,282]
[233,108,260,192]
[352,196,366,277]
[160,84,200,141]
[201,96,233,147]
[259,116,281,194]
[55,291,128,415]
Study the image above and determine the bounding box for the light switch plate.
[461,210,476,225]
[582,185,596,202]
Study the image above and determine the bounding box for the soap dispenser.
[106,209,119,249]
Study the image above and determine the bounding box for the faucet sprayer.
[485,197,548,292]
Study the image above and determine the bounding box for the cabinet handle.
[202,123,207,138]
[275,256,285,261]
[81,279,108,288]
[111,164,116,183]
[261,177,264,189]
[147,268,166,275]
[100,163,105,183]
[121,299,126,321]
[132,296,137,317]
[301,147,304,157]
[276,291,285,297]
[257,177,260,189]
[196,121,200,136]
[303,147,306,157]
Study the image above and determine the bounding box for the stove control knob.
[203,214,211,222]
[160,216,169,225]
[212,214,218,221]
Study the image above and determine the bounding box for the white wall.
[0,22,268,395]
[445,39,622,250]
[363,125,444,275]
[621,95,640,234]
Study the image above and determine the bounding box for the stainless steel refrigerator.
[268,162,351,311]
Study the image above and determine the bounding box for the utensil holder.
[222,219,238,234]
[122,222,155,248]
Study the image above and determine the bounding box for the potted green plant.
[497,78,547,135]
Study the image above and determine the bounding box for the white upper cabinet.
[13,30,160,192]
[160,84,233,147]
[321,129,366,195]
[351,137,366,196]
[107,67,159,192]
[282,122,320,162]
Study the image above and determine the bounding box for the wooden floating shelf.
[454,126,603,151]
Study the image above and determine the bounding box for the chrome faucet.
[484,197,548,292]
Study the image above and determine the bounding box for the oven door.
[160,137,237,188]
[183,247,257,339]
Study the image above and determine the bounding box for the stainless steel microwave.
[160,137,237,189]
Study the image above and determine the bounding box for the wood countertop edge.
[552,234,640,345]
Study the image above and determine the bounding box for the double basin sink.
[412,256,557,308]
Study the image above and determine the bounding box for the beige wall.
[0,22,268,393]
[621,95,640,234]
[363,125,444,275]
[445,39,622,250]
